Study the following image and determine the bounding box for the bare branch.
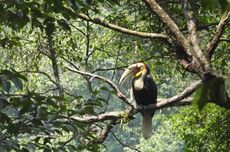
[205,11,230,59]
[110,131,141,152]
[92,66,127,73]
[77,13,169,40]
[19,70,56,85]
[66,67,135,108]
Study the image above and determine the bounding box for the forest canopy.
[0,0,229,151]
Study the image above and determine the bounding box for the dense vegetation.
[0,0,229,151]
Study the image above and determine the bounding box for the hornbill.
[119,63,157,139]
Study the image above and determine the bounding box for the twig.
[110,130,141,152]
[92,66,127,73]
[19,70,57,85]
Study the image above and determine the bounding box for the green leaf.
[62,124,77,133]
[31,17,43,30]
[12,77,23,90]
[57,19,71,31]
[1,106,18,118]
[2,80,11,93]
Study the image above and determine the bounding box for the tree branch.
[66,66,135,108]
[181,0,209,71]
[220,38,230,43]
[60,111,126,123]
[110,131,141,152]
[19,70,56,85]
[92,66,127,73]
[205,11,230,59]
[137,80,203,110]
[144,0,210,74]
[144,0,191,54]
[91,120,116,144]
[77,13,169,40]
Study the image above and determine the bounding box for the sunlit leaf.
[57,19,71,31]
[12,77,23,90]
[1,106,18,118]
[2,80,11,93]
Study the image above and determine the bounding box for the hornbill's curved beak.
[119,64,139,84]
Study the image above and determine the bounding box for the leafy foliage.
[171,104,230,152]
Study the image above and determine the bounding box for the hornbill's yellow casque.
[119,63,157,139]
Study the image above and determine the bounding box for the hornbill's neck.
[133,67,148,91]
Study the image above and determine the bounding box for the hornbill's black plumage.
[119,63,157,139]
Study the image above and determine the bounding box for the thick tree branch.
[77,13,169,40]
[181,0,209,71]
[205,11,230,59]
[156,80,202,108]
[144,0,191,55]
[137,80,202,110]
[144,0,210,74]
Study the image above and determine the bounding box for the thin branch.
[88,35,118,58]
[110,131,141,152]
[77,13,169,40]
[61,57,79,70]
[69,22,86,36]
[219,38,230,43]
[66,66,135,108]
[19,70,56,85]
[205,11,230,59]
[92,66,127,73]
